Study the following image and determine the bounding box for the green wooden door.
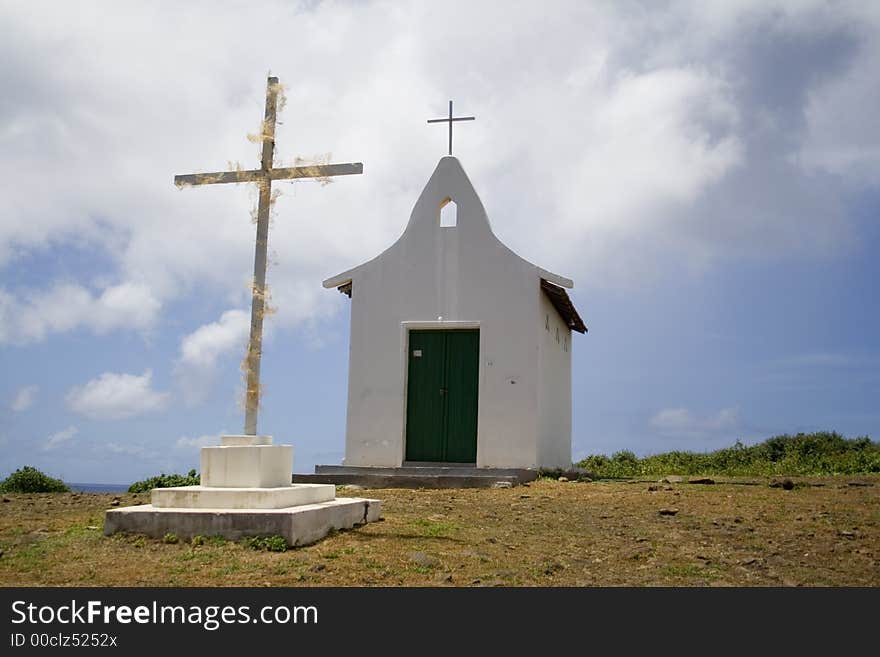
[405,329,479,463]
[404,330,447,462]
[443,330,480,462]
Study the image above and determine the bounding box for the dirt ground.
[1,476,877,586]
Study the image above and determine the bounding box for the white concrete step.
[151,483,335,509]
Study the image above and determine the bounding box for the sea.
[68,483,129,494]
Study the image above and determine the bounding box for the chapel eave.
[323,269,357,289]
[541,278,587,334]
[536,267,573,289]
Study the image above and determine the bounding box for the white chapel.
[324,156,586,471]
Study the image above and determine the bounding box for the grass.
[1,477,878,586]
[412,519,460,537]
[661,564,721,582]
[577,431,880,478]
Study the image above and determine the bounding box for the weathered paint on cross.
[427,100,475,156]
[174,76,363,435]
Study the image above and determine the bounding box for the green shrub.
[0,466,70,493]
[162,533,179,544]
[128,469,199,493]
[244,535,288,552]
[191,534,227,547]
[576,432,880,478]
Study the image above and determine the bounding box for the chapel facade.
[324,156,586,470]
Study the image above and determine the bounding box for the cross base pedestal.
[104,434,382,546]
[200,435,292,488]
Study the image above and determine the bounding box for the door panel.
[444,330,479,463]
[405,329,479,463]
[405,330,447,462]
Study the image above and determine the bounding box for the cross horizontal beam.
[427,100,475,155]
[427,116,474,123]
[174,162,364,187]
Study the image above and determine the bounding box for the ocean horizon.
[68,483,129,494]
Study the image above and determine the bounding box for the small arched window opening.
[439,197,457,228]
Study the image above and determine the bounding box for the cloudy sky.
[1,0,878,485]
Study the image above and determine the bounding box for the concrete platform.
[104,497,382,547]
[293,465,538,488]
[151,483,335,509]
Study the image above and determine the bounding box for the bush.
[576,431,880,478]
[244,535,288,552]
[128,469,199,493]
[0,466,70,493]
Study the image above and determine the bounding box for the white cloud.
[66,369,168,420]
[650,407,738,439]
[11,384,38,411]
[178,310,250,369]
[175,309,250,404]
[0,0,875,341]
[43,425,77,451]
[0,281,160,345]
[175,434,220,450]
[106,442,149,457]
[546,66,743,272]
[796,7,880,183]
[92,283,162,333]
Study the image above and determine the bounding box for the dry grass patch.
[1,477,878,586]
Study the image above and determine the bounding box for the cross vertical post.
[427,100,475,156]
[174,76,363,436]
[447,100,452,155]
[244,77,279,435]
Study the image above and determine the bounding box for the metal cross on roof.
[427,100,475,156]
[174,76,363,436]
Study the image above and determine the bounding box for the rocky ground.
[0,476,877,586]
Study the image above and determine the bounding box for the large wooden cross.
[174,76,363,435]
